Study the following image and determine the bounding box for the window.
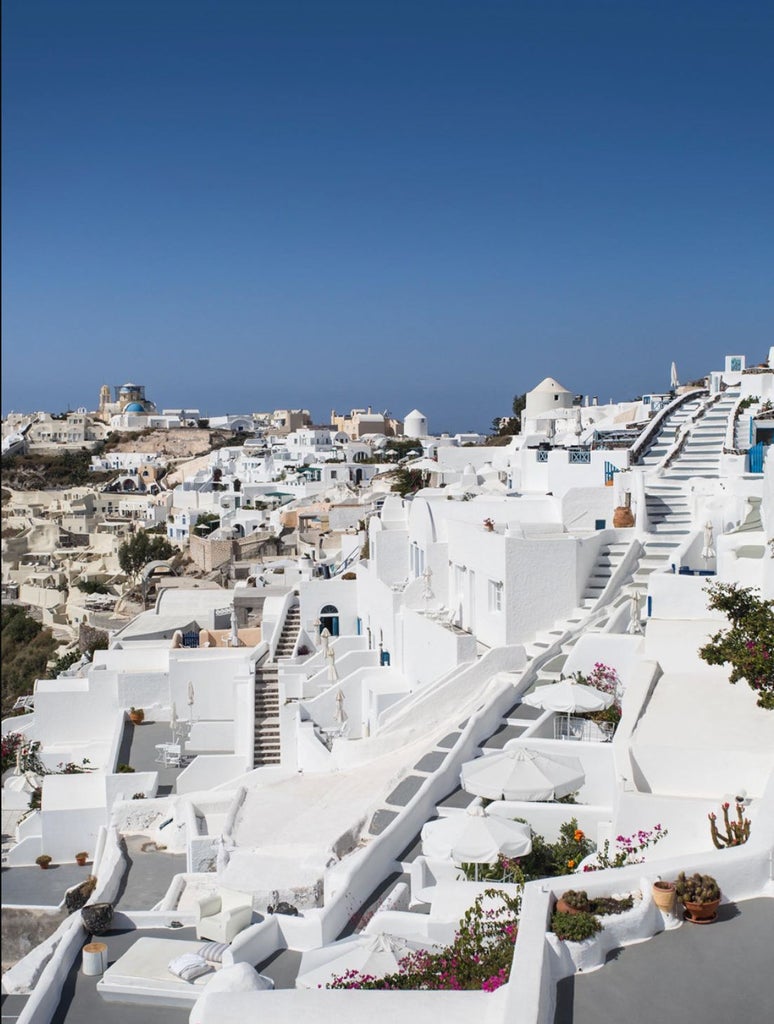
[488,580,503,613]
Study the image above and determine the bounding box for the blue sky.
[3,0,773,431]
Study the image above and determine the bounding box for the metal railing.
[553,715,614,742]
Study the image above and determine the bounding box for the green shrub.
[699,583,774,709]
[591,895,634,915]
[551,910,602,941]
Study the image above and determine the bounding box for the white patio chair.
[195,888,253,942]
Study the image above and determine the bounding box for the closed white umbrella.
[295,933,415,990]
[460,747,585,802]
[670,362,679,390]
[326,646,339,682]
[334,689,347,728]
[420,805,532,875]
[320,627,331,655]
[627,591,643,635]
[702,522,715,562]
[170,701,178,739]
[187,681,195,723]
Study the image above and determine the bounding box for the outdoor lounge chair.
[195,888,253,943]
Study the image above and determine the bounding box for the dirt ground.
[106,428,222,459]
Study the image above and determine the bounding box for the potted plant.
[483,517,495,532]
[556,889,590,915]
[75,851,89,866]
[674,871,721,923]
[652,879,676,914]
[128,707,144,725]
[36,854,52,870]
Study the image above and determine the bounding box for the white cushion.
[197,942,229,964]
[200,962,274,994]
[168,954,213,982]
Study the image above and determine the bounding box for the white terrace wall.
[168,649,253,722]
[355,567,404,668]
[370,523,409,587]
[519,448,630,498]
[559,486,618,532]
[36,772,158,864]
[400,609,476,689]
[503,534,579,643]
[33,675,118,759]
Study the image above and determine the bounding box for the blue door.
[749,443,765,474]
[320,605,340,636]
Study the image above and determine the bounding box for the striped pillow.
[197,941,229,964]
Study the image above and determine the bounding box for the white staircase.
[663,393,737,480]
[637,398,704,468]
[579,541,630,610]
[274,604,301,659]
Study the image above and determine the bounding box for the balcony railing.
[553,715,614,742]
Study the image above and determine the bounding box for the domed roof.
[124,402,145,412]
[120,383,139,392]
[530,377,571,394]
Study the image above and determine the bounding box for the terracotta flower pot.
[75,855,88,867]
[683,898,720,924]
[556,898,583,916]
[613,506,635,528]
[652,881,676,914]
[129,709,144,725]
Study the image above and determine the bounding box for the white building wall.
[298,578,360,639]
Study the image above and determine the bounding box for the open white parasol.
[522,681,612,715]
[420,805,532,878]
[460,747,585,802]
[522,680,612,737]
[295,933,417,990]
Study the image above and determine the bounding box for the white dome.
[530,377,571,395]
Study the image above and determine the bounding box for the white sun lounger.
[97,937,221,1008]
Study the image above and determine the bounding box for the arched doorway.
[320,604,340,637]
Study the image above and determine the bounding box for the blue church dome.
[124,402,145,412]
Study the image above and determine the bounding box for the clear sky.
[3,0,773,431]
